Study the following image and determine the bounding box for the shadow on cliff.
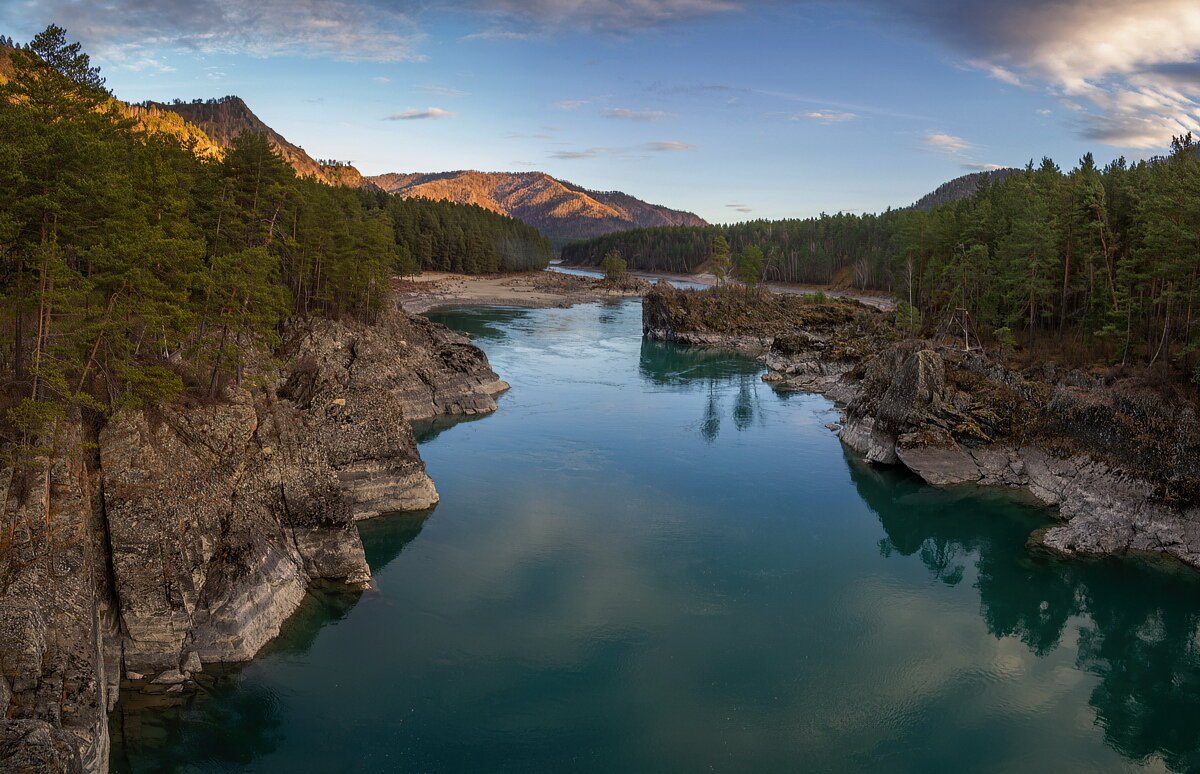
[109,512,432,773]
[845,450,1200,772]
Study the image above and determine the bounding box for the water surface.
[112,300,1200,773]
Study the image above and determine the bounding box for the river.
[111,299,1200,773]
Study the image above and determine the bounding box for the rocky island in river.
[644,284,1200,569]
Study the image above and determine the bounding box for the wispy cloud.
[16,0,427,63]
[550,140,698,160]
[386,107,455,120]
[555,99,592,110]
[645,140,696,152]
[461,0,742,35]
[373,76,391,84]
[603,107,672,121]
[419,85,469,98]
[922,131,972,155]
[962,162,1008,171]
[460,28,533,42]
[790,110,857,124]
[551,147,610,160]
[726,203,753,213]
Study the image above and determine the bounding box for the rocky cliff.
[0,304,506,772]
[643,285,1200,568]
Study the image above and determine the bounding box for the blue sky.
[5,1,1200,222]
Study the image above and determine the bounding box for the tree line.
[563,145,1200,384]
[0,26,546,448]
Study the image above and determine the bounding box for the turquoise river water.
[111,300,1200,773]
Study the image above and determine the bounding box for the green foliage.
[709,234,732,286]
[601,249,628,280]
[563,136,1200,383]
[895,301,922,332]
[994,326,1017,356]
[0,25,550,429]
[737,245,764,285]
[387,196,550,274]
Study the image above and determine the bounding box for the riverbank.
[556,263,896,310]
[642,284,1200,571]
[395,271,649,314]
[0,298,508,773]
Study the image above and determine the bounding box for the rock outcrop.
[642,285,1200,570]
[0,302,506,773]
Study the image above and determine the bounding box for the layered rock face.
[643,285,1200,569]
[0,303,506,773]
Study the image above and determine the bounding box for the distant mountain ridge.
[368,170,708,246]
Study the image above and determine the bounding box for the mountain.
[908,168,1018,211]
[141,96,378,189]
[367,170,707,246]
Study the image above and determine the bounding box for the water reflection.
[847,452,1200,770]
[109,513,430,774]
[638,339,765,442]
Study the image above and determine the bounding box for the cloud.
[550,140,697,159]
[856,0,1200,148]
[460,28,533,42]
[551,147,610,159]
[603,107,672,121]
[554,99,592,110]
[962,162,1008,170]
[644,140,697,152]
[726,203,753,213]
[386,107,455,120]
[922,131,973,155]
[15,0,427,63]
[790,110,857,124]
[373,76,391,84]
[460,0,743,35]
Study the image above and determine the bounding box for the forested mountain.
[140,96,378,189]
[909,168,1017,211]
[368,170,707,246]
[0,26,547,442]
[564,148,1200,385]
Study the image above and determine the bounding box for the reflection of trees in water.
[638,339,765,443]
[424,306,530,341]
[110,514,431,773]
[846,452,1200,771]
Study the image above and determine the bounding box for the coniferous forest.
[562,147,1200,385]
[0,27,548,443]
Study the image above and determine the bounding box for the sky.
[4,0,1200,222]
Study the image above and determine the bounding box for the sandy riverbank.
[394,271,647,314]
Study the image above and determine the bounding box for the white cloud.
[962,162,1008,170]
[790,110,857,124]
[554,99,592,110]
[549,139,697,159]
[862,0,1200,148]
[922,131,973,155]
[386,107,455,120]
[603,107,672,121]
[373,76,391,84]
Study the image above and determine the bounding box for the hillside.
[909,168,1017,211]
[368,170,707,246]
[142,96,377,189]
